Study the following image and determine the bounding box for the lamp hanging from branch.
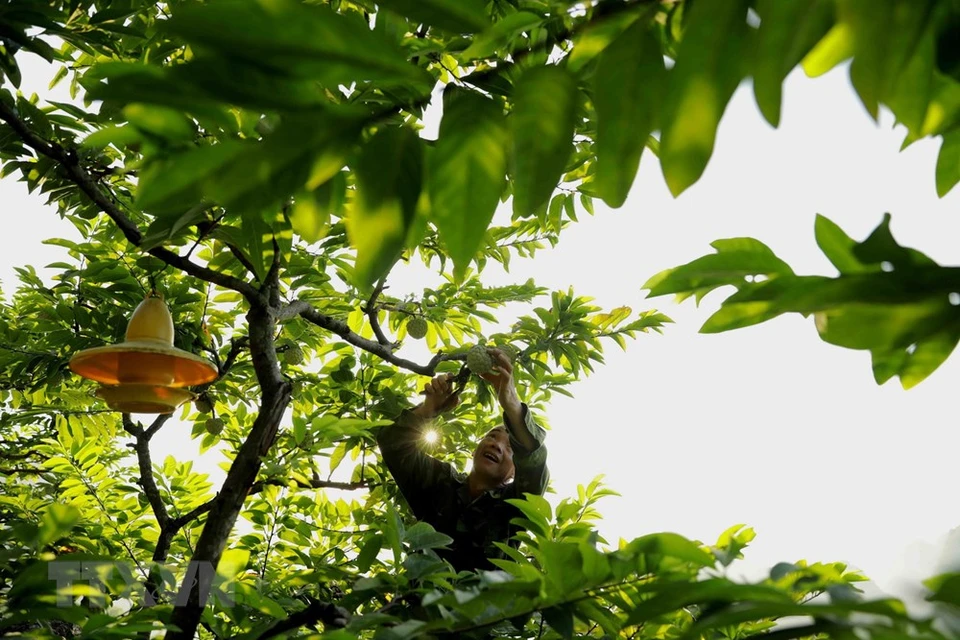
[69,293,218,413]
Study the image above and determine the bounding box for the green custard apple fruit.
[466,345,494,374]
[284,345,304,365]
[194,396,213,413]
[204,417,225,435]
[406,317,428,339]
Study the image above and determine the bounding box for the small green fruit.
[195,396,213,413]
[284,346,304,365]
[204,417,224,435]
[406,317,428,340]
[466,345,494,374]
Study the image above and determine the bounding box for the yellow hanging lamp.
[69,293,218,414]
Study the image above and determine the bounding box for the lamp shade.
[69,295,218,390]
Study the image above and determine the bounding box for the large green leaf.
[459,12,543,61]
[135,143,242,215]
[511,66,578,217]
[429,87,508,279]
[752,0,833,127]
[346,127,424,291]
[840,0,934,119]
[659,0,752,196]
[205,111,361,216]
[289,171,346,244]
[594,20,664,208]
[936,129,960,197]
[642,237,794,299]
[164,0,433,90]
[375,0,489,34]
[628,532,715,567]
[624,580,794,626]
[567,5,652,74]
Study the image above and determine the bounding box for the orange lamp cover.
[69,295,218,411]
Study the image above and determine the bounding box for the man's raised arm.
[376,375,460,512]
[482,350,549,497]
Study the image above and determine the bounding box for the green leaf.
[511,66,578,217]
[355,534,383,573]
[123,104,194,142]
[205,111,361,216]
[594,20,664,208]
[814,214,871,275]
[429,88,508,279]
[459,12,542,61]
[936,129,960,197]
[376,0,490,34]
[625,580,793,626]
[217,548,251,580]
[659,0,752,196]
[629,532,715,567]
[347,126,424,291]
[289,172,346,244]
[885,23,936,133]
[542,603,575,639]
[802,23,855,77]
[37,504,80,548]
[164,0,433,90]
[642,237,794,298]
[752,0,834,127]
[840,0,934,120]
[567,5,652,74]
[403,522,453,551]
[136,142,242,215]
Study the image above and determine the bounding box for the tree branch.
[252,477,370,493]
[364,277,398,351]
[122,415,170,529]
[0,100,260,301]
[253,599,350,640]
[280,300,460,375]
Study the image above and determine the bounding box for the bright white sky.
[3,55,960,609]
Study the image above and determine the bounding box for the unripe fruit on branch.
[406,317,428,340]
[466,345,494,375]
[284,346,304,365]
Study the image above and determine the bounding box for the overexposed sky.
[2,54,959,607]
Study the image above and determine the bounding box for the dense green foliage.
[1,0,960,638]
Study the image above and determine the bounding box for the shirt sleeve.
[505,403,549,497]
[376,410,455,517]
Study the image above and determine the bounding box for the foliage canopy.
[1,0,960,638]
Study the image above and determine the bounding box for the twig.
[280,300,461,375]
[364,277,398,350]
[252,599,350,640]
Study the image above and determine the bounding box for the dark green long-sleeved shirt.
[377,405,549,572]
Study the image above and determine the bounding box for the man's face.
[472,427,515,486]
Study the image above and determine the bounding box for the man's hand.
[479,349,532,446]
[414,374,460,420]
[478,349,519,409]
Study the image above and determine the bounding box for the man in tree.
[377,349,549,572]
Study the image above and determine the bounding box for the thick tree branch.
[280,300,460,375]
[168,302,290,639]
[0,467,47,475]
[254,599,350,640]
[0,101,260,301]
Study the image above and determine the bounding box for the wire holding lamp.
[68,292,218,413]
